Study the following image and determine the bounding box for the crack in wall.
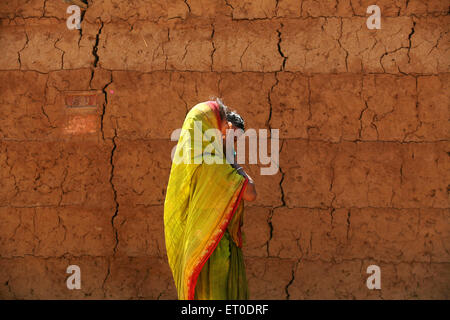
[379,19,417,72]
[329,151,338,208]
[84,9,119,296]
[276,23,287,71]
[406,21,416,63]
[101,261,111,296]
[170,72,189,115]
[4,279,17,299]
[329,207,336,228]
[17,28,29,69]
[110,128,119,256]
[266,71,279,130]
[358,101,369,140]
[77,9,87,48]
[164,28,170,70]
[239,42,252,71]
[285,259,298,300]
[346,209,351,241]
[4,145,19,199]
[360,76,382,140]
[181,40,192,65]
[379,46,405,73]
[427,30,447,56]
[210,23,216,71]
[42,0,48,18]
[53,37,65,69]
[183,0,191,14]
[338,18,349,72]
[41,74,57,129]
[224,0,234,14]
[274,0,280,16]
[261,139,291,298]
[100,71,113,141]
[403,76,422,141]
[58,168,68,206]
[264,138,285,254]
[92,22,104,68]
[102,127,119,297]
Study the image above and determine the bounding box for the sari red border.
[205,100,222,127]
[187,177,249,300]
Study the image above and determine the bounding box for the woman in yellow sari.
[164,98,257,300]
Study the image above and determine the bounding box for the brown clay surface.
[0,0,449,299]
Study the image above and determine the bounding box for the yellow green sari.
[164,101,249,300]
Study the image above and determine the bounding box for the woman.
[164,98,257,300]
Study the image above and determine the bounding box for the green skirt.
[194,230,249,300]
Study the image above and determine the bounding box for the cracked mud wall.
[0,0,449,299]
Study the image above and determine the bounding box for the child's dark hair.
[226,110,245,131]
[212,97,245,131]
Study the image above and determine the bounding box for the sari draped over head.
[164,101,249,300]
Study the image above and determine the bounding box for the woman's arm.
[224,143,257,202]
[230,150,257,201]
[234,166,257,202]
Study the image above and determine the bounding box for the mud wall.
[0,0,449,299]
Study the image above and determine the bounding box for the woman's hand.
[223,129,257,202]
[234,166,257,202]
